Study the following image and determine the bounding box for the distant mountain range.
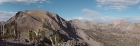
[0,10,140,46]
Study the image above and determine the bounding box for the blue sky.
[0,0,140,22]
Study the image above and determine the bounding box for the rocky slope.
[2,10,89,46]
[1,10,140,46]
[70,19,140,46]
[6,10,71,40]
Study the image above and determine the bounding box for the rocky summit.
[0,10,140,46]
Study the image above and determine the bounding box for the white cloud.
[65,9,140,22]
[92,16,123,22]
[123,16,140,22]
[65,9,101,21]
[97,5,102,8]
[0,11,16,21]
[74,17,84,20]
[65,17,94,21]
[74,17,94,21]
[37,5,43,8]
[66,16,140,23]
[46,0,51,3]
[0,0,50,4]
[82,8,101,17]
[96,0,140,11]
[92,16,140,22]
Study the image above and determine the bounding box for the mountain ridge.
[0,10,140,46]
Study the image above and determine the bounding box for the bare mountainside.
[6,10,74,40]
[70,19,140,46]
[1,10,89,46]
[0,10,140,46]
